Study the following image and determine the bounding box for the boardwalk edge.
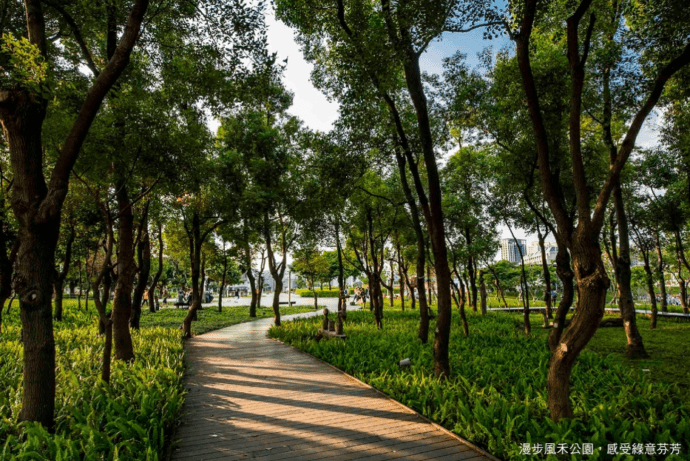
[269,336,504,461]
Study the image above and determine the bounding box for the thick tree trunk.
[112,181,135,361]
[2,96,57,429]
[548,235,609,420]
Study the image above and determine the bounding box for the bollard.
[322,308,329,330]
[336,311,344,335]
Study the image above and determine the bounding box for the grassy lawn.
[141,303,318,335]
[270,307,689,460]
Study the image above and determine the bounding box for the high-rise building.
[524,242,558,265]
[500,238,527,264]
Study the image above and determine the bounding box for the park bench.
[279,301,296,305]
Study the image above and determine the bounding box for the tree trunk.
[271,279,282,326]
[405,270,416,310]
[111,180,135,361]
[655,232,668,313]
[311,276,318,310]
[54,280,64,321]
[131,208,150,329]
[53,228,74,321]
[548,244,575,352]
[548,235,609,420]
[479,270,487,316]
[336,218,347,320]
[612,186,647,358]
[458,274,469,337]
[199,252,206,309]
[218,246,227,313]
[537,229,553,318]
[148,224,164,313]
[642,259,658,329]
[182,212,204,338]
[392,149,427,340]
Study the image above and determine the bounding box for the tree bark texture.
[112,180,135,361]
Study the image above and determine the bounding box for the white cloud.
[266,10,339,133]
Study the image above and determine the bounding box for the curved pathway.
[171,310,497,461]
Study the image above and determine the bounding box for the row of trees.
[0,0,688,432]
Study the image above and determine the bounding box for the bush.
[297,288,400,298]
[269,311,689,460]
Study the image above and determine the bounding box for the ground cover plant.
[141,304,317,335]
[269,310,690,460]
[0,299,318,460]
[0,301,184,460]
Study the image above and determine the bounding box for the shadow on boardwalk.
[171,311,497,461]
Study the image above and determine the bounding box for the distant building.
[524,242,558,265]
[500,238,527,264]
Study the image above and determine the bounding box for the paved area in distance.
[171,310,495,461]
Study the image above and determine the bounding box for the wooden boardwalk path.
[171,310,497,461]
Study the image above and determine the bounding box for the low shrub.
[269,310,689,460]
[297,288,400,298]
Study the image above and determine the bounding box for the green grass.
[269,308,689,460]
[140,304,317,335]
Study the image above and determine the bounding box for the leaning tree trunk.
[548,244,575,352]
[613,185,647,358]
[112,180,135,361]
[392,149,427,341]
[642,259,658,329]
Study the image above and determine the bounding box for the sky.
[243,7,663,252]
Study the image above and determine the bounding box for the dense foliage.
[0,302,184,460]
[269,311,690,460]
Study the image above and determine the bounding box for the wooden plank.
[171,310,496,461]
